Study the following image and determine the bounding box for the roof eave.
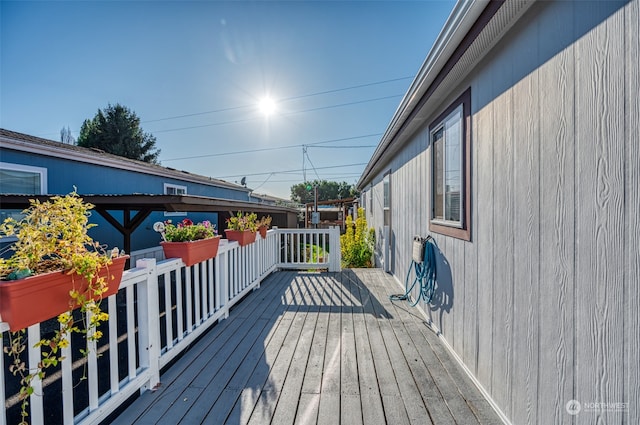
[0,129,250,193]
[357,0,489,190]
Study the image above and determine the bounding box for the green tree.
[290,180,358,203]
[77,104,160,163]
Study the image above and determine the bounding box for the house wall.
[363,1,638,424]
[0,148,249,200]
[0,147,251,250]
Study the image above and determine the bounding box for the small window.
[429,89,471,241]
[0,162,48,234]
[0,162,47,194]
[164,183,187,216]
[383,173,390,226]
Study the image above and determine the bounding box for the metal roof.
[0,128,250,193]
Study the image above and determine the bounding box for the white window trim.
[0,162,48,194]
[0,162,48,242]
[383,172,391,227]
[428,87,471,242]
[163,183,187,217]
[430,105,463,226]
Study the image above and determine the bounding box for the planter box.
[0,255,129,332]
[224,229,257,247]
[160,236,221,267]
[258,226,268,239]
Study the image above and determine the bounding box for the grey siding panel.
[462,217,478,375]
[452,238,465,358]
[490,51,515,416]
[474,67,494,394]
[537,2,576,424]
[510,12,540,425]
[625,1,640,422]
[574,3,626,424]
[437,235,453,347]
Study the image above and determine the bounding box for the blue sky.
[1,0,455,199]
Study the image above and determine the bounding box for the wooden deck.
[111,269,501,425]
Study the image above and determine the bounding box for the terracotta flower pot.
[0,255,129,332]
[160,236,221,267]
[258,225,268,239]
[224,229,257,247]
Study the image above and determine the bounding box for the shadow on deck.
[110,269,501,425]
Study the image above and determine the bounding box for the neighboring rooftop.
[0,128,250,193]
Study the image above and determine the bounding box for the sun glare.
[258,97,277,116]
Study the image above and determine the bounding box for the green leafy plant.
[0,190,124,424]
[226,211,258,232]
[258,215,272,229]
[154,218,217,242]
[340,207,375,268]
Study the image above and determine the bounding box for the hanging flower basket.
[224,229,257,247]
[160,236,221,266]
[0,255,129,332]
[258,216,272,239]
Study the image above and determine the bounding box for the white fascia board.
[359,0,488,189]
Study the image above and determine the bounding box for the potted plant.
[224,211,258,247]
[0,190,128,422]
[257,215,272,239]
[154,218,221,266]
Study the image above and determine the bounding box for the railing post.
[329,226,341,272]
[28,324,44,424]
[219,250,229,320]
[86,309,99,411]
[136,258,161,392]
[0,326,6,425]
[253,238,260,290]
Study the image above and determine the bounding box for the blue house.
[0,128,296,253]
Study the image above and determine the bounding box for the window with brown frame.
[429,88,471,241]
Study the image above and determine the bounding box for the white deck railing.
[0,227,340,425]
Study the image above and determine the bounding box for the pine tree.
[77,104,160,163]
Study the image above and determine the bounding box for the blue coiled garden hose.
[390,237,437,306]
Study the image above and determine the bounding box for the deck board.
[112,269,503,425]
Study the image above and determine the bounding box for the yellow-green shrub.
[340,207,375,268]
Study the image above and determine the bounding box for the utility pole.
[314,184,318,229]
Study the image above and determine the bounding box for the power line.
[34,76,412,138]
[250,173,276,191]
[142,76,413,124]
[149,94,402,134]
[303,146,321,181]
[251,174,362,183]
[309,145,376,149]
[216,162,368,179]
[161,133,381,162]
